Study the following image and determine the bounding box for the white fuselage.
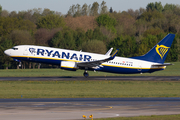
[4,45,165,74]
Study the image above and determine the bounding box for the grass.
[94,114,180,120]
[0,80,180,98]
[0,62,179,77]
[0,63,179,98]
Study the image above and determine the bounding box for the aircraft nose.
[4,49,11,56]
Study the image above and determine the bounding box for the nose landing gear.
[83,70,89,78]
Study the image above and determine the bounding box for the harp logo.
[155,45,170,59]
[29,48,36,54]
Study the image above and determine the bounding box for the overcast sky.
[1,0,180,14]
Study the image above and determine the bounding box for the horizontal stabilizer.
[152,63,173,67]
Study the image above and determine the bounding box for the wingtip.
[110,49,119,59]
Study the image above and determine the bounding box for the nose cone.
[4,49,11,56]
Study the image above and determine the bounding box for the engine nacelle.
[60,61,77,71]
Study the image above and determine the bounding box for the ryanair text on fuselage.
[30,48,92,61]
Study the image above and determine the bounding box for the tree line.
[0,1,180,69]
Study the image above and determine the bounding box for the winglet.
[109,49,119,60]
[105,48,113,56]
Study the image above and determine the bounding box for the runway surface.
[0,98,180,120]
[0,76,180,81]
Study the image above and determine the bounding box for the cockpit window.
[12,48,18,50]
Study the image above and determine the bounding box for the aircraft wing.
[77,49,119,68]
[152,63,173,67]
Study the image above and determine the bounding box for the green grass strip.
[0,81,180,98]
[94,114,180,120]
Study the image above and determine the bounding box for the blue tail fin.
[132,34,175,63]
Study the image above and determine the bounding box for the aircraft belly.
[12,57,61,65]
[101,65,163,74]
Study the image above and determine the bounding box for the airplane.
[4,33,175,77]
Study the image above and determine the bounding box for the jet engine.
[60,61,77,71]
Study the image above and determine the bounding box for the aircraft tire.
[83,71,89,78]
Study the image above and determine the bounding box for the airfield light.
[89,114,93,120]
[82,115,87,119]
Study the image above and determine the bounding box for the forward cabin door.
[23,47,28,55]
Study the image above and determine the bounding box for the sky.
[1,0,180,14]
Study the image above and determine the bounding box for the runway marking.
[81,106,113,111]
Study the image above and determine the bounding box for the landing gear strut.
[19,61,22,67]
[83,70,89,78]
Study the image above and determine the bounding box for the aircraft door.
[138,62,142,71]
[23,47,28,55]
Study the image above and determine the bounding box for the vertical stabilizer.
[132,34,175,63]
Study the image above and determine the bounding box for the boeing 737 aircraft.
[4,34,175,77]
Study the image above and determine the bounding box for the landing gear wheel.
[83,71,89,78]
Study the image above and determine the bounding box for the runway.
[0,76,180,81]
[0,98,180,120]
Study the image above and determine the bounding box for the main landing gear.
[19,61,22,67]
[83,70,89,78]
